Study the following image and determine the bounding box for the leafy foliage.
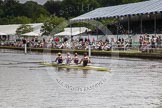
[100,18,119,26]
[16,24,33,35]
[60,0,100,18]
[44,0,62,16]
[21,1,49,21]
[41,16,68,36]
[10,16,32,24]
[0,0,148,25]
[0,0,49,24]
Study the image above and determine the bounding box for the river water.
[0,49,161,108]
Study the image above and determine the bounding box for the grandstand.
[71,0,162,36]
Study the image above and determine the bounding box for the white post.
[88,45,91,57]
[24,43,27,54]
[88,34,91,57]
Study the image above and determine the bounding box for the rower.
[79,53,91,66]
[72,53,79,65]
[65,52,71,65]
[55,52,63,64]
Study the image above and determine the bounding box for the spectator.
[139,36,143,49]
[156,36,161,48]
[151,36,156,48]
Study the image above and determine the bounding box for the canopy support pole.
[88,20,91,57]
[128,16,130,36]
[116,18,119,41]
[96,23,98,40]
[140,15,143,34]
[154,14,157,36]
[79,26,81,38]
[70,22,72,49]
[117,25,119,41]
[88,34,91,57]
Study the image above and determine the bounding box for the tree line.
[0,0,147,35]
[0,0,147,25]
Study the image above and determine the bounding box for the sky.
[18,0,61,5]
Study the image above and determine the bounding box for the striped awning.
[71,0,162,21]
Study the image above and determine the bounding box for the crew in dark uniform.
[79,53,91,66]
[55,52,63,64]
[72,53,79,65]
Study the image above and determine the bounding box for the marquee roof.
[55,27,91,36]
[21,32,40,37]
[0,23,43,35]
[71,0,162,21]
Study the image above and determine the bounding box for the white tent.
[55,31,71,36]
[0,23,43,35]
[21,32,40,37]
[55,27,91,36]
[0,32,7,35]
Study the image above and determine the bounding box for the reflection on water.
[0,49,161,108]
[56,67,89,78]
[83,70,88,78]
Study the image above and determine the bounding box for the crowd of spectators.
[0,34,161,52]
[139,34,162,52]
[0,36,131,51]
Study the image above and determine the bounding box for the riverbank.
[0,46,162,59]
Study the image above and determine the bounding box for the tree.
[0,9,4,17]
[122,0,147,4]
[0,18,9,25]
[35,14,49,23]
[3,0,22,17]
[21,1,49,21]
[0,0,148,25]
[60,0,100,18]
[0,0,3,5]
[41,16,67,35]
[16,24,33,35]
[44,0,62,16]
[101,18,119,26]
[10,16,32,24]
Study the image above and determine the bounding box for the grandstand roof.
[71,0,162,21]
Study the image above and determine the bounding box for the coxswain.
[55,52,63,64]
[79,53,91,66]
[72,53,79,65]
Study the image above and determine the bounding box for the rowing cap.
[58,52,61,55]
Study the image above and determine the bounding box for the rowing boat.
[41,62,109,71]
